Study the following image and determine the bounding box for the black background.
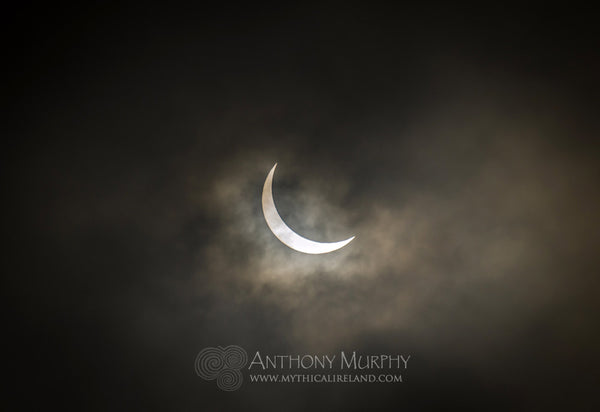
[4,2,600,411]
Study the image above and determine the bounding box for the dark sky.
[4,3,600,411]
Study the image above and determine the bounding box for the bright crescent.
[261,163,355,254]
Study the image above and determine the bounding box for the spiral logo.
[195,345,247,391]
[194,347,225,380]
[223,345,248,369]
[217,369,243,391]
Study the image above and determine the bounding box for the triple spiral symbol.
[195,345,248,391]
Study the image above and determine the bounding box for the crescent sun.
[261,163,355,254]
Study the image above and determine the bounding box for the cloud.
[178,74,600,363]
